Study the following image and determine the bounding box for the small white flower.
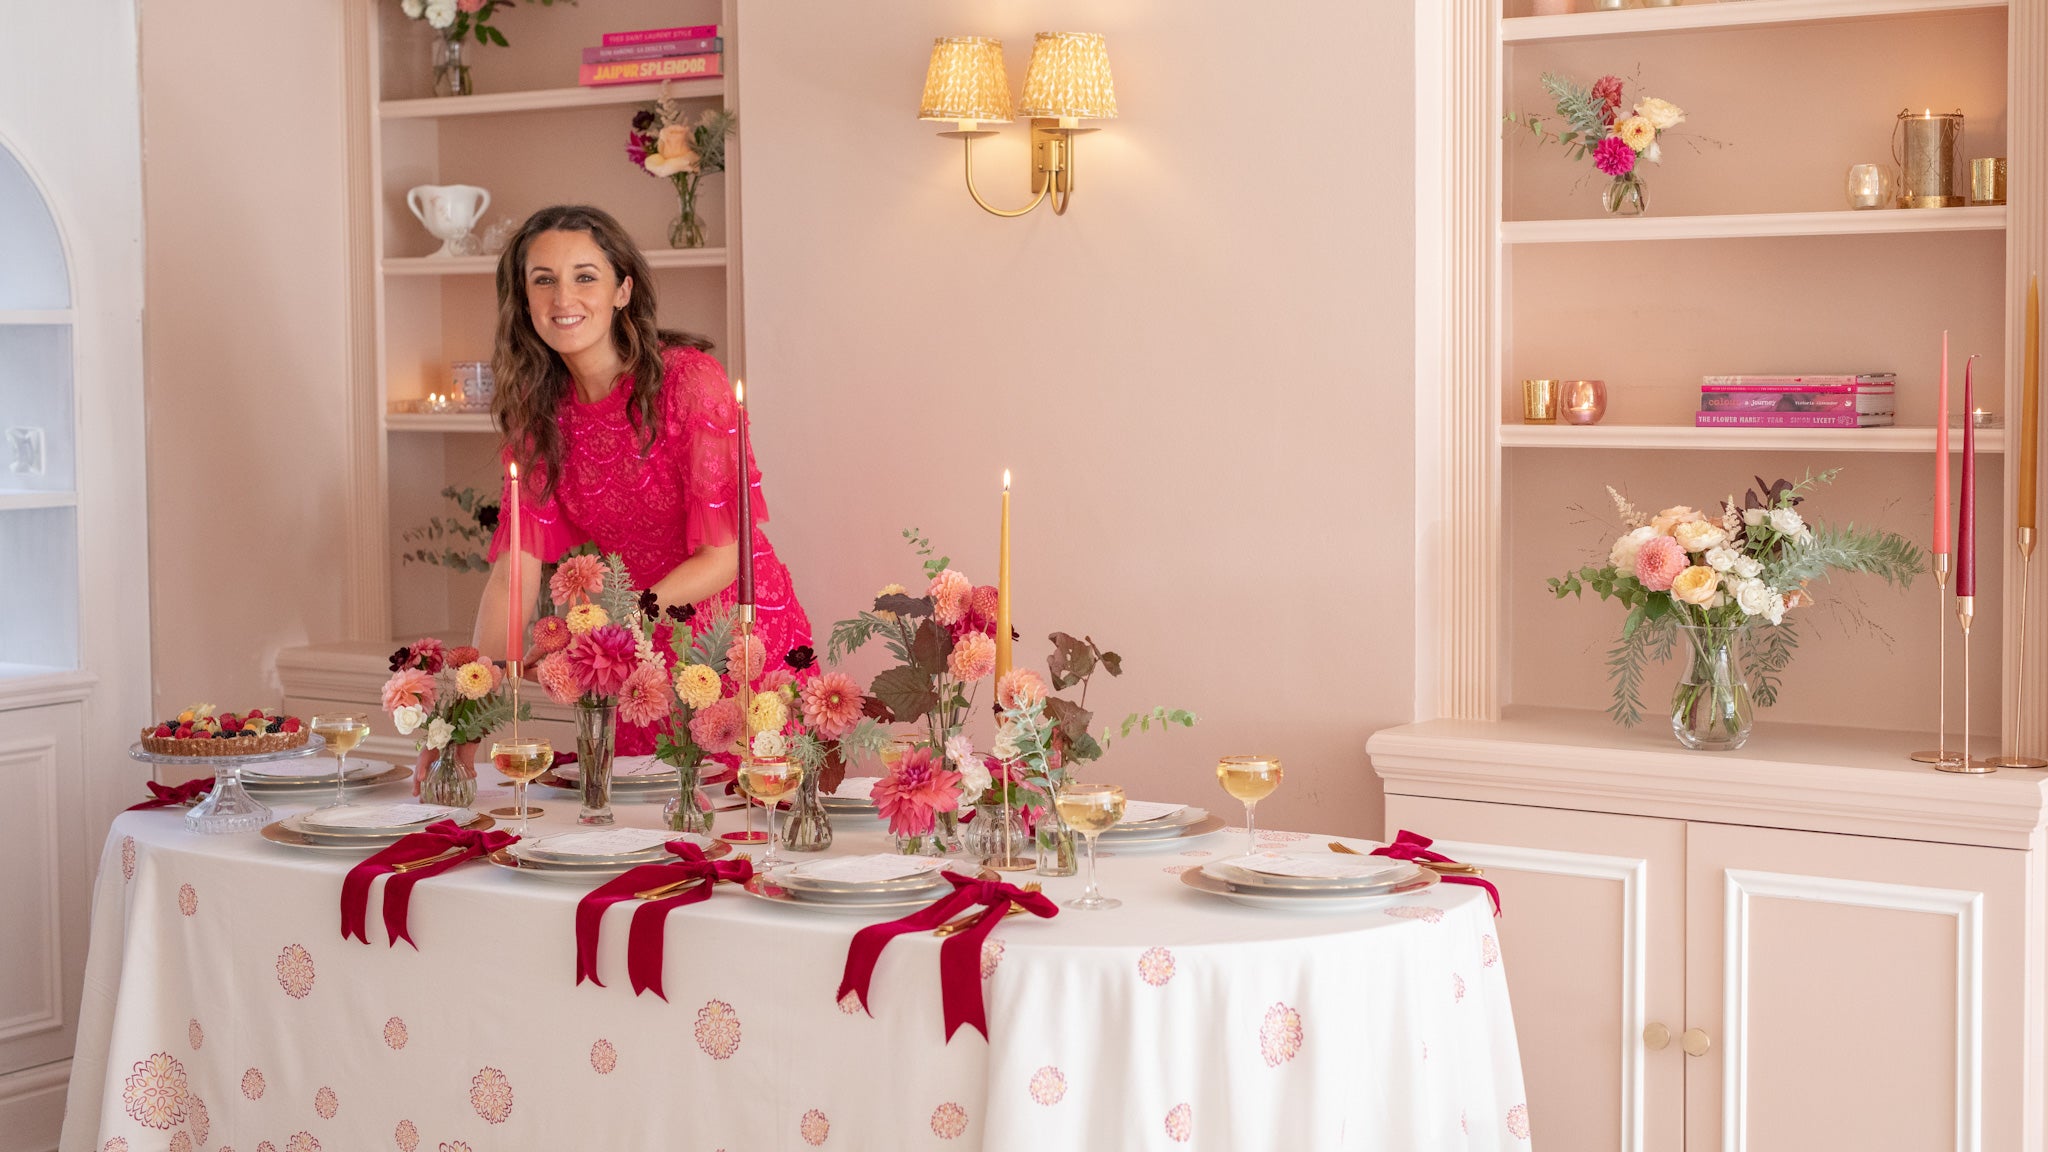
[1609,525,1659,573]
[1704,546,1740,573]
[424,0,456,29]
[401,0,425,17]
[1634,97,1686,131]
[990,724,1021,762]
[1768,507,1805,536]
[956,754,992,799]
[1733,556,1763,579]
[1744,507,1766,527]
[425,717,453,750]
[1766,590,1788,625]
[1643,139,1663,165]
[944,733,976,768]
[1734,578,1775,618]
[751,730,787,759]
[393,704,426,735]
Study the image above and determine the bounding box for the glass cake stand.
[128,735,328,835]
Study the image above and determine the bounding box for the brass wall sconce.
[919,32,1117,218]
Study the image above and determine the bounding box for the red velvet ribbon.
[127,776,213,810]
[340,820,518,948]
[1372,829,1501,916]
[573,841,753,998]
[837,874,1058,1043]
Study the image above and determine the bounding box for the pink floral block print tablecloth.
[62,787,1529,1151]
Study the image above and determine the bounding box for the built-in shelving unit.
[1502,0,2004,43]
[1500,424,2008,453]
[381,247,728,277]
[1503,205,2005,244]
[378,76,723,119]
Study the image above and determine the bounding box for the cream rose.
[751,730,787,759]
[393,704,426,736]
[956,755,992,799]
[644,149,699,178]
[425,716,453,750]
[656,125,693,159]
[1670,565,1720,606]
[1768,507,1806,537]
[1634,97,1686,131]
[1609,525,1659,573]
[1703,545,1740,573]
[1652,506,1707,535]
[1733,556,1762,579]
[1733,578,1775,617]
[1672,521,1728,554]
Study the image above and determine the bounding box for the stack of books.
[1694,374,1897,428]
[578,24,722,87]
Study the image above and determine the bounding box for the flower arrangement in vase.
[1549,472,1922,749]
[1505,72,1687,216]
[626,88,737,248]
[395,0,573,98]
[380,638,527,806]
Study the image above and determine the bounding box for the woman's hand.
[411,741,480,797]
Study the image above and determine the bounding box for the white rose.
[425,717,453,750]
[392,704,425,735]
[990,723,1021,762]
[1609,525,1659,573]
[1743,507,1766,527]
[424,0,456,29]
[750,730,787,759]
[1766,590,1787,625]
[945,733,976,768]
[401,0,424,16]
[1703,546,1739,573]
[1634,97,1686,131]
[1768,507,1805,536]
[1732,556,1762,579]
[956,754,992,799]
[1643,139,1662,165]
[1734,578,1775,618]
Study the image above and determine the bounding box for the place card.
[1223,851,1407,881]
[828,777,879,800]
[529,828,676,857]
[791,855,948,883]
[306,803,458,830]
[1120,800,1187,824]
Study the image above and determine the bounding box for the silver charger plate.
[1178,863,1439,911]
[1088,812,1225,849]
[243,761,403,789]
[1101,806,1213,841]
[520,832,686,866]
[743,865,997,915]
[294,805,473,841]
[1203,856,1423,894]
[261,810,494,853]
[773,858,964,899]
[490,835,728,884]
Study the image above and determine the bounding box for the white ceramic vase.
[406,183,491,258]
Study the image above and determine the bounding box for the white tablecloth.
[62,781,1529,1151]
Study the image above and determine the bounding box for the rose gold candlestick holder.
[984,756,1036,872]
[1937,596,1995,772]
[1992,530,2048,768]
[1911,556,1956,764]
[720,606,770,845]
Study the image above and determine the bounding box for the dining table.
[60,770,1530,1151]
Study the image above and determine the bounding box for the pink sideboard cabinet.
[1367,707,2048,1152]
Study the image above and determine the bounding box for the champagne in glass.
[1216,755,1282,855]
[739,757,803,868]
[490,737,552,836]
[309,712,370,808]
[1054,782,1126,910]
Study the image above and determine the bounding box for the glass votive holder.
[1845,163,1890,210]
[1522,379,1560,424]
[451,360,494,409]
[1560,380,1607,425]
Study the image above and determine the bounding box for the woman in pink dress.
[420,204,809,783]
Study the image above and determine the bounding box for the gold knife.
[1328,841,1481,876]
[636,876,706,901]
[932,883,1042,937]
[391,848,465,873]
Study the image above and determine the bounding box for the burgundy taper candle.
[1958,356,1978,597]
[734,379,755,606]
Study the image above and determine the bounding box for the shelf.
[1502,206,2005,244]
[383,247,728,276]
[385,412,496,433]
[1503,0,2003,44]
[0,491,78,511]
[1500,424,2008,453]
[379,77,724,120]
[0,310,71,325]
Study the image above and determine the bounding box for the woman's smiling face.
[523,228,631,361]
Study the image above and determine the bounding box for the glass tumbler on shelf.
[1216,755,1283,855]
[1522,380,1559,424]
[1053,782,1127,910]
[1846,163,1891,210]
[489,737,552,835]
[309,712,370,808]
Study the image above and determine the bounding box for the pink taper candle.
[734,380,754,606]
[1958,356,1978,597]
[507,460,523,661]
[1935,331,1950,555]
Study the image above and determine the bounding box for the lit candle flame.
[509,461,518,478]
[1003,468,1011,491]
[734,379,745,405]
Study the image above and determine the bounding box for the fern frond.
[1742,620,1799,709]
[1605,615,1674,727]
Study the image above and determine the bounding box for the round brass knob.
[1642,1022,1671,1050]
[1682,1028,1711,1057]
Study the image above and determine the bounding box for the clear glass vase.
[1034,802,1078,877]
[575,700,617,825]
[420,745,477,808]
[1603,173,1647,216]
[781,766,833,852]
[1671,623,1755,751]
[661,758,714,835]
[669,175,707,248]
[432,32,472,98]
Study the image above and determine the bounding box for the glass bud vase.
[669,175,707,248]
[1671,623,1755,751]
[420,746,477,808]
[661,759,714,835]
[781,767,833,852]
[1035,804,1078,877]
[432,32,473,98]
[1603,173,1647,216]
[575,700,618,825]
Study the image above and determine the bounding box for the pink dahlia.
[996,668,1049,712]
[726,632,767,688]
[799,671,864,740]
[1634,535,1688,591]
[409,637,447,673]
[1591,75,1625,124]
[567,624,638,698]
[536,652,581,705]
[928,569,972,626]
[381,668,437,713]
[1594,135,1637,177]
[549,555,606,607]
[871,745,962,837]
[757,667,796,695]
[447,645,482,667]
[967,585,1000,633]
[688,697,745,753]
[618,664,671,727]
[531,614,571,654]
[948,631,996,682]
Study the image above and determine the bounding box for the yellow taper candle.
[2021,274,2041,531]
[995,470,1012,684]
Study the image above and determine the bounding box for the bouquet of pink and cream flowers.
[1506,72,1687,213]
[380,637,525,753]
[528,552,670,712]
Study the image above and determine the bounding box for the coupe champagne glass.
[1216,755,1283,855]
[309,712,369,808]
[739,757,803,868]
[1054,782,1126,910]
[490,737,552,835]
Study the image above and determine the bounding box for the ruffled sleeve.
[667,347,769,557]
[485,445,589,564]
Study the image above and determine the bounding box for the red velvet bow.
[573,841,753,998]
[1372,829,1501,916]
[340,820,518,948]
[837,874,1058,1043]
[127,776,213,811]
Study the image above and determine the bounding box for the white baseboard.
[0,1060,66,1152]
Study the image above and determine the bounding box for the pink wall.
[141,2,354,714]
[734,1,1418,834]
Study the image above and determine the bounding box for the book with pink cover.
[1701,373,1896,393]
[1699,392,1896,415]
[583,38,719,64]
[601,24,717,46]
[579,54,722,87]
[1694,412,1897,428]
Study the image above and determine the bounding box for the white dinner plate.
[519,829,684,865]
[1178,864,1439,912]
[491,834,726,883]
[282,809,476,847]
[742,865,997,915]
[1203,854,1420,893]
[1100,806,1211,841]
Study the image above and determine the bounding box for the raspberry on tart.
[140,707,311,757]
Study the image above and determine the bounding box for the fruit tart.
[140,704,308,757]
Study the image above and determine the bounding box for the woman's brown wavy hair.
[491,204,711,500]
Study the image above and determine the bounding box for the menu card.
[306,803,458,830]
[1224,851,1407,881]
[791,855,948,883]
[530,828,676,857]
[1119,801,1186,824]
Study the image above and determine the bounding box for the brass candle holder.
[719,605,771,844]
[1895,110,1966,209]
[1936,593,1994,772]
[1910,555,1955,765]
[1992,529,2048,768]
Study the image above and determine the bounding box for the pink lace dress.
[488,346,812,755]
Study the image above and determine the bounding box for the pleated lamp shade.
[1017,32,1117,121]
[919,37,1013,124]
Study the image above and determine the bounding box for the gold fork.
[933,883,1041,937]
[635,876,707,901]
[391,848,465,873]
[1328,841,1481,876]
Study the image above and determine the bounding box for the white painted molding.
[1501,424,2006,454]
[1720,869,1982,1152]
[342,0,389,643]
[0,672,95,712]
[1434,840,1651,1152]
[2000,0,2048,775]
[1503,0,2004,43]
[0,738,62,1045]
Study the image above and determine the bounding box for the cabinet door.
[1387,796,1686,1152]
[1683,823,2027,1152]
